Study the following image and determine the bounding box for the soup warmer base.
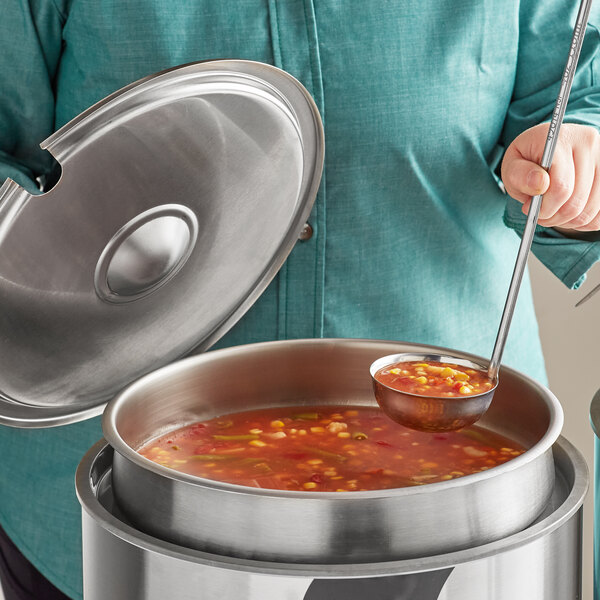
[78,438,587,600]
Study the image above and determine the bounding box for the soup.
[138,405,524,492]
[374,360,494,397]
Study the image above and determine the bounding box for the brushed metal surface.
[77,436,587,600]
[103,338,563,563]
[94,204,198,303]
[592,390,600,600]
[0,60,324,427]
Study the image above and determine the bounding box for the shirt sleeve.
[500,0,600,289]
[0,0,67,194]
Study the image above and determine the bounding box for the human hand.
[501,122,600,232]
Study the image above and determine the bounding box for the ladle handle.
[487,0,593,381]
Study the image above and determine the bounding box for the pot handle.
[303,568,452,600]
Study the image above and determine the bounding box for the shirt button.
[298,222,313,241]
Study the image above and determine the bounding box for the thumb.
[501,155,550,202]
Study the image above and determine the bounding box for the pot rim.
[102,338,564,500]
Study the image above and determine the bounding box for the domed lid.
[0,60,323,427]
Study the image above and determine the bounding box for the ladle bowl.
[370,353,497,432]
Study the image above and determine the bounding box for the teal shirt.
[2,1,600,598]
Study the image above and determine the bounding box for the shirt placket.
[267,0,327,339]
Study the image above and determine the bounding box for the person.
[2,1,600,598]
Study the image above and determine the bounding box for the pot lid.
[0,60,324,428]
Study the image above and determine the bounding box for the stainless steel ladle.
[371,0,593,432]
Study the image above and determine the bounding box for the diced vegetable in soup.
[375,360,494,397]
[138,406,524,492]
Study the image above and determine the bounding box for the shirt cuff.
[0,162,40,195]
[503,196,600,289]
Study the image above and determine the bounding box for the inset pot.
[104,338,562,563]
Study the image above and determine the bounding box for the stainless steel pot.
[77,435,586,600]
[103,338,562,563]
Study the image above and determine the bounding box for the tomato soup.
[375,360,494,397]
[138,405,524,492]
